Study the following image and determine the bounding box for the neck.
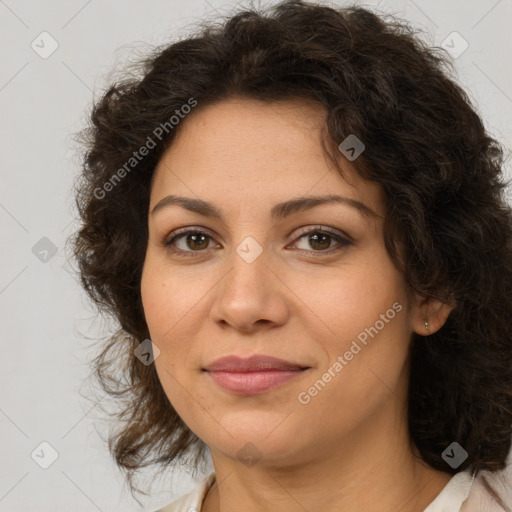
[201,401,452,512]
[203,450,451,512]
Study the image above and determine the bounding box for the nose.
[209,242,290,333]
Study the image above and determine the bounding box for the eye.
[288,225,353,256]
[163,225,353,257]
[163,227,220,256]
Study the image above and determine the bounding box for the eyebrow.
[151,194,381,221]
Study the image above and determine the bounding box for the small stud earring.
[425,319,429,330]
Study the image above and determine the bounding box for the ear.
[410,293,455,336]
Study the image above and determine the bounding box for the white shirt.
[154,469,492,512]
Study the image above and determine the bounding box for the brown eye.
[306,232,332,251]
[163,225,352,258]
[182,232,210,250]
[164,229,219,256]
[290,226,353,256]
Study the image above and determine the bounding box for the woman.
[72,1,512,511]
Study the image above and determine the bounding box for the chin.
[198,411,312,464]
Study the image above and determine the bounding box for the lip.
[204,355,309,372]
[203,355,310,395]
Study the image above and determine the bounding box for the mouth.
[202,355,311,395]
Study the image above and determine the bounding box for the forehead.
[150,97,384,218]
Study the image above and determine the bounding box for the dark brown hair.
[71,0,512,498]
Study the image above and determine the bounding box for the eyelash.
[162,225,353,258]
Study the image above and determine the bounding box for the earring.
[425,319,429,330]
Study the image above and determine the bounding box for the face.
[140,97,423,468]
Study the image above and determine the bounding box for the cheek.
[292,259,411,403]
[141,270,200,421]
[141,255,174,330]
[140,258,207,380]
[140,256,203,342]
[286,258,407,346]
[140,265,191,394]
[295,309,411,444]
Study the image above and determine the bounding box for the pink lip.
[204,355,308,372]
[203,355,310,395]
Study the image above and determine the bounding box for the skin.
[140,97,454,512]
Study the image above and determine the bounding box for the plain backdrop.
[1,0,511,510]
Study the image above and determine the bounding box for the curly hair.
[71,0,512,498]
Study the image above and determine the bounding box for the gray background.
[1,0,511,510]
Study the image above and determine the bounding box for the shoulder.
[424,469,475,512]
[460,462,512,511]
[425,461,512,512]
[153,472,216,512]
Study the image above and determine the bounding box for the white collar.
[154,472,216,512]
[423,470,475,512]
[156,469,479,512]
